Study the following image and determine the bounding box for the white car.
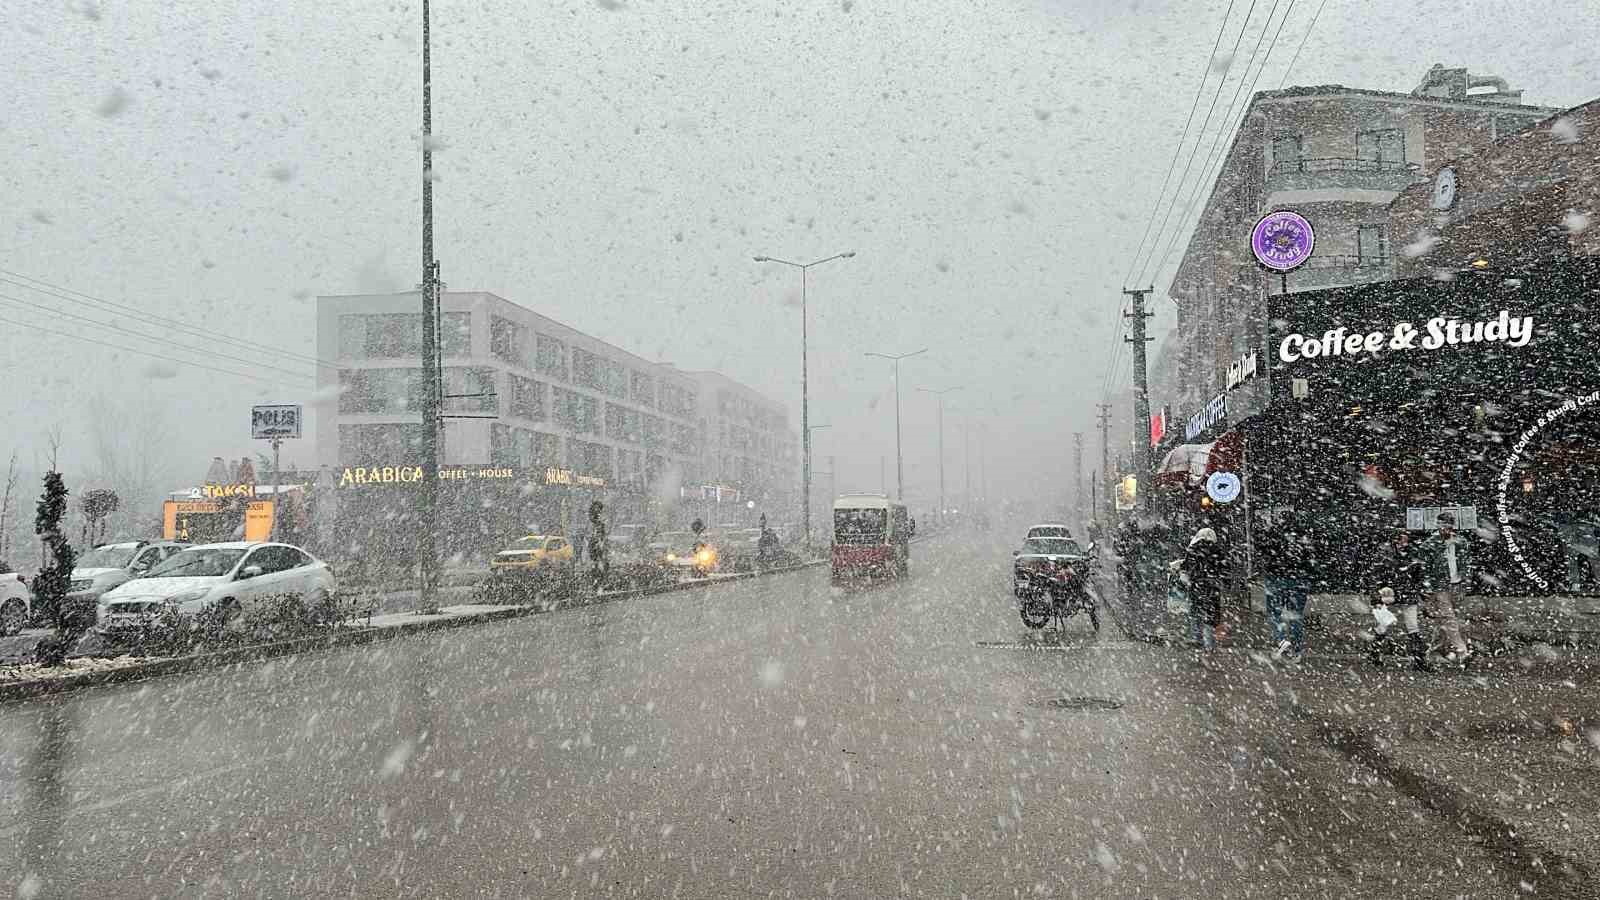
[97,541,336,634]
[0,572,31,636]
[1025,523,1074,541]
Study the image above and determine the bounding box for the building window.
[630,371,656,408]
[600,359,627,399]
[605,403,643,443]
[363,314,423,358]
[490,315,527,367]
[441,312,471,357]
[661,382,697,419]
[572,348,600,391]
[670,422,698,456]
[552,387,598,434]
[442,367,498,414]
[642,414,664,449]
[535,333,567,380]
[568,438,613,480]
[1357,226,1390,265]
[1270,132,1302,173]
[1356,128,1405,167]
[339,423,425,464]
[509,375,545,421]
[339,368,423,414]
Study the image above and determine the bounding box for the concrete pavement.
[0,533,1572,897]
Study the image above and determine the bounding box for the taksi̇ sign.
[1278,309,1534,363]
[252,404,302,440]
[1185,393,1227,440]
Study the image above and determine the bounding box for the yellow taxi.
[489,535,575,573]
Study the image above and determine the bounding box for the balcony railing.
[1300,254,1391,270]
[1269,157,1410,176]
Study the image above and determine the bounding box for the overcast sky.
[4,0,1596,508]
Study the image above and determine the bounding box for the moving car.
[489,535,575,574]
[65,540,190,627]
[652,530,717,576]
[0,571,30,636]
[1024,523,1074,541]
[97,541,336,634]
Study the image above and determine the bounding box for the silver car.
[66,540,190,612]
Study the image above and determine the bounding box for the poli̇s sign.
[1251,211,1315,272]
[252,405,302,440]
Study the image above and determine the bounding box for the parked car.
[97,541,336,636]
[0,572,30,636]
[1025,523,1074,542]
[489,535,575,574]
[64,540,190,628]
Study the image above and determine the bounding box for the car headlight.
[665,553,677,561]
[696,549,714,565]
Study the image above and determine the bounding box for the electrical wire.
[1120,0,1239,289]
[0,291,315,382]
[1148,0,1296,287]
[0,312,309,387]
[0,269,343,371]
[1277,0,1328,89]
[1130,0,1262,289]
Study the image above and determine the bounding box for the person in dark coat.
[1372,529,1433,671]
[1257,520,1311,662]
[1179,527,1225,650]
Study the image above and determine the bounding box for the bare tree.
[0,449,17,562]
[83,394,174,540]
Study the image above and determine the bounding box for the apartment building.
[1154,65,1556,423]
[686,369,797,510]
[314,291,791,544]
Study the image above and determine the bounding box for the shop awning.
[1205,428,1245,476]
[1155,443,1212,486]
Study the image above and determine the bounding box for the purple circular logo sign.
[1250,210,1315,272]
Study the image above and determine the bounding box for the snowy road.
[1,534,1520,897]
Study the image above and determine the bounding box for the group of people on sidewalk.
[1166,511,1476,670]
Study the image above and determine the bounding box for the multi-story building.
[1153,65,1556,426]
[687,369,795,499]
[314,290,791,552]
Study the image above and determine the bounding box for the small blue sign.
[1205,472,1242,504]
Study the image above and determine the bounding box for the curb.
[1313,718,1593,894]
[0,560,826,706]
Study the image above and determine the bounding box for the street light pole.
[753,252,856,551]
[865,348,927,504]
[416,0,441,613]
[808,423,831,517]
[916,386,963,522]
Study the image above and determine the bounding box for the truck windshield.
[834,509,886,545]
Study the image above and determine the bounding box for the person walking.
[1257,519,1310,662]
[1179,527,1225,652]
[1371,529,1433,671]
[1417,512,1474,667]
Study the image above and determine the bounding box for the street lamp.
[809,423,832,532]
[916,385,964,521]
[753,251,856,550]
[864,348,928,503]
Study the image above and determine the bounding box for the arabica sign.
[1185,393,1227,440]
[1278,309,1534,363]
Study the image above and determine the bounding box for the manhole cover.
[1043,696,1123,711]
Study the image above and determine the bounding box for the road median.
[0,560,824,705]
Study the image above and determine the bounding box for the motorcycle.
[1014,554,1099,634]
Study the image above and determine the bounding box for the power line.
[0,291,315,382]
[0,312,309,387]
[1277,0,1328,89]
[1148,0,1295,287]
[0,269,343,371]
[1132,0,1262,288]
[1120,0,1239,288]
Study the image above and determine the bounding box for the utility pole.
[1072,431,1084,524]
[1096,403,1112,523]
[916,386,962,522]
[1122,287,1154,509]
[416,0,442,612]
